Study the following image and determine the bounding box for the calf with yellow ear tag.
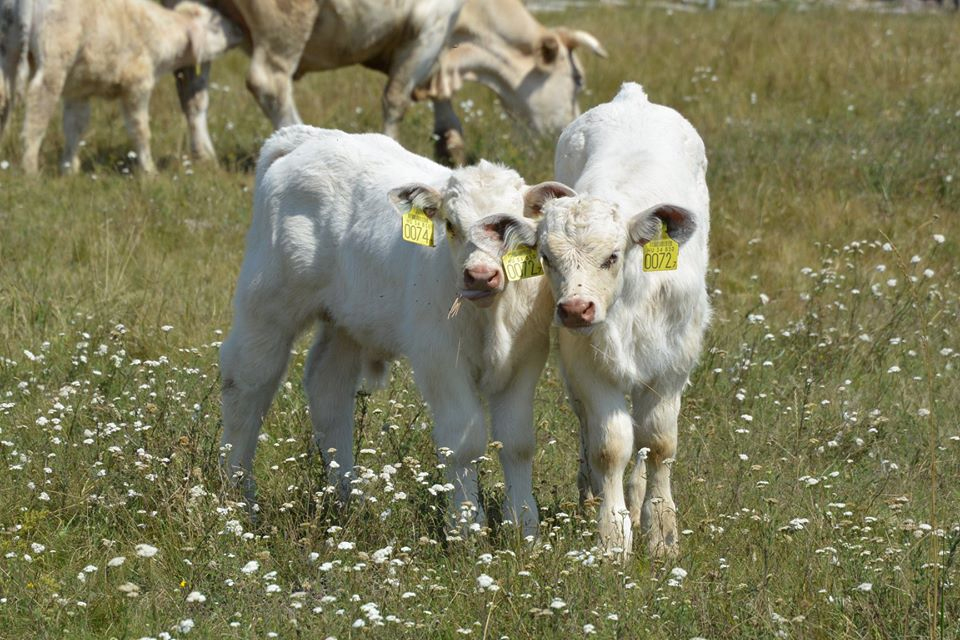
[542,82,711,560]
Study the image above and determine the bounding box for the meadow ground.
[1,4,959,639]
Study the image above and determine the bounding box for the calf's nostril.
[582,302,596,322]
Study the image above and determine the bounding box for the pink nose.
[557,298,595,327]
[463,265,502,291]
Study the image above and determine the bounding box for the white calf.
[220,126,564,536]
[491,83,710,556]
[19,0,239,174]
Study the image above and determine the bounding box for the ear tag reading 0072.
[502,245,543,282]
[642,221,679,272]
[401,208,434,247]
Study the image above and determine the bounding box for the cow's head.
[174,1,244,65]
[389,164,572,307]
[510,28,607,135]
[534,194,697,330]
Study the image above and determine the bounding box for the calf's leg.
[60,99,90,174]
[121,83,156,173]
[303,326,363,504]
[566,367,634,557]
[417,366,487,533]
[175,63,217,162]
[631,387,681,558]
[219,311,296,501]
[22,66,67,174]
[488,360,544,539]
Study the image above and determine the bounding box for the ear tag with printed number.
[642,221,679,272]
[502,245,544,282]
[401,208,434,247]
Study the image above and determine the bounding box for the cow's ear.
[523,181,576,219]
[628,204,697,246]
[556,27,608,58]
[388,183,443,218]
[537,33,561,68]
[468,214,538,256]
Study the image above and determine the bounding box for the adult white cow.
[221,125,568,536]
[488,83,711,557]
[164,0,606,164]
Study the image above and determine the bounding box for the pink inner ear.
[656,206,687,230]
[482,222,504,242]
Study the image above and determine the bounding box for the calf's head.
[538,195,697,329]
[389,164,573,307]
[480,194,698,329]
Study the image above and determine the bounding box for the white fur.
[544,82,711,557]
[17,0,241,174]
[221,126,555,536]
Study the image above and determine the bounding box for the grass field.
[2,3,959,638]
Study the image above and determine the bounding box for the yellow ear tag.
[502,245,543,282]
[401,208,434,247]
[642,221,679,272]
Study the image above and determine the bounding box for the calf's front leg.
[488,359,545,539]
[631,386,682,558]
[566,368,634,557]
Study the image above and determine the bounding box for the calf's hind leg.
[303,326,363,504]
[219,312,296,500]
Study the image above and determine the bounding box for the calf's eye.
[445,220,456,237]
[600,253,618,270]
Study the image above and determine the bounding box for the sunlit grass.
[1,4,958,638]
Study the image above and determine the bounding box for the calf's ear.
[388,184,443,218]
[628,204,697,246]
[468,215,538,256]
[523,181,576,219]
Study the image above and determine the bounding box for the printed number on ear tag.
[642,221,679,272]
[401,208,434,247]
[502,246,543,282]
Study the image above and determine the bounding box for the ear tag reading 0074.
[401,208,434,247]
[502,245,543,282]
[642,221,679,272]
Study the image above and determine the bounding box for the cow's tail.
[255,125,321,185]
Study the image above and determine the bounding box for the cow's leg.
[488,360,543,539]
[175,63,217,162]
[121,82,156,173]
[416,367,487,533]
[381,29,448,140]
[631,387,681,559]
[303,325,362,504]
[219,310,296,502]
[246,45,302,129]
[60,99,90,174]
[432,99,465,167]
[21,66,67,174]
[566,368,633,557]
